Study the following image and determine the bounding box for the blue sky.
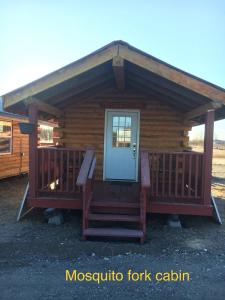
[0,0,224,139]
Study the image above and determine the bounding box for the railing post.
[140,151,151,242]
[203,110,214,206]
[28,102,38,199]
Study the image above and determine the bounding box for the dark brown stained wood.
[25,97,63,117]
[181,154,185,197]
[126,62,209,106]
[195,155,199,198]
[83,228,144,238]
[148,151,204,201]
[112,56,125,91]
[188,154,192,197]
[128,79,188,112]
[28,197,82,209]
[72,151,76,191]
[41,149,45,189]
[76,149,95,186]
[47,73,114,105]
[56,83,112,109]
[175,154,178,197]
[156,153,159,196]
[37,147,85,195]
[185,101,222,120]
[168,154,172,196]
[66,150,69,192]
[88,157,96,179]
[127,70,196,109]
[91,201,140,208]
[100,101,146,109]
[54,150,57,184]
[140,152,150,188]
[150,202,213,216]
[203,110,215,205]
[60,150,63,192]
[28,103,38,199]
[95,87,149,101]
[88,213,139,222]
[162,153,165,195]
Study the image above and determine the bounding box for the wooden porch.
[23,73,217,243]
[26,140,214,243]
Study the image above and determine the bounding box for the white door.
[104,110,139,181]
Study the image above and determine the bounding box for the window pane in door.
[112,116,131,148]
[113,117,119,126]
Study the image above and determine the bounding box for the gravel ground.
[0,175,225,300]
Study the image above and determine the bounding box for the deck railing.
[140,152,151,239]
[37,147,86,195]
[76,149,96,232]
[148,151,204,200]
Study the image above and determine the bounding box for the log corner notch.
[24,96,63,118]
[184,100,222,120]
[112,56,125,91]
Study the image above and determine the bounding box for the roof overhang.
[2,40,225,122]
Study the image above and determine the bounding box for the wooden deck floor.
[93,181,140,203]
[29,180,213,217]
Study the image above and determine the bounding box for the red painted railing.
[145,151,204,201]
[140,152,151,239]
[37,147,85,194]
[76,149,96,233]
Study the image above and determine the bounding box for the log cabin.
[2,41,225,242]
[0,109,58,180]
[0,111,29,179]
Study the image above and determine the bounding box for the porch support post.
[112,56,125,91]
[28,102,38,199]
[203,110,215,206]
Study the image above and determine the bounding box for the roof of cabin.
[2,40,225,122]
[0,110,27,121]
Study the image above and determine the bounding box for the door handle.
[132,143,136,159]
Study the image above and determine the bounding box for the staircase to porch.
[33,147,213,243]
[82,181,145,243]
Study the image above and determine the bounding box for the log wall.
[61,89,192,179]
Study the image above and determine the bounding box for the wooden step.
[83,228,144,238]
[91,201,140,208]
[88,213,140,222]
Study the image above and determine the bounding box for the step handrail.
[76,149,96,234]
[76,149,95,186]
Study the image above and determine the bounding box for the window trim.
[0,120,13,155]
[39,124,54,144]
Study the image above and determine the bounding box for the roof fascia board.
[119,44,225,104]
[3,44,118,109]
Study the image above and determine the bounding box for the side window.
[39,125,53,144]
[0,120,12,154]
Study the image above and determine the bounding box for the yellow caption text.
[65,269,190,284]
